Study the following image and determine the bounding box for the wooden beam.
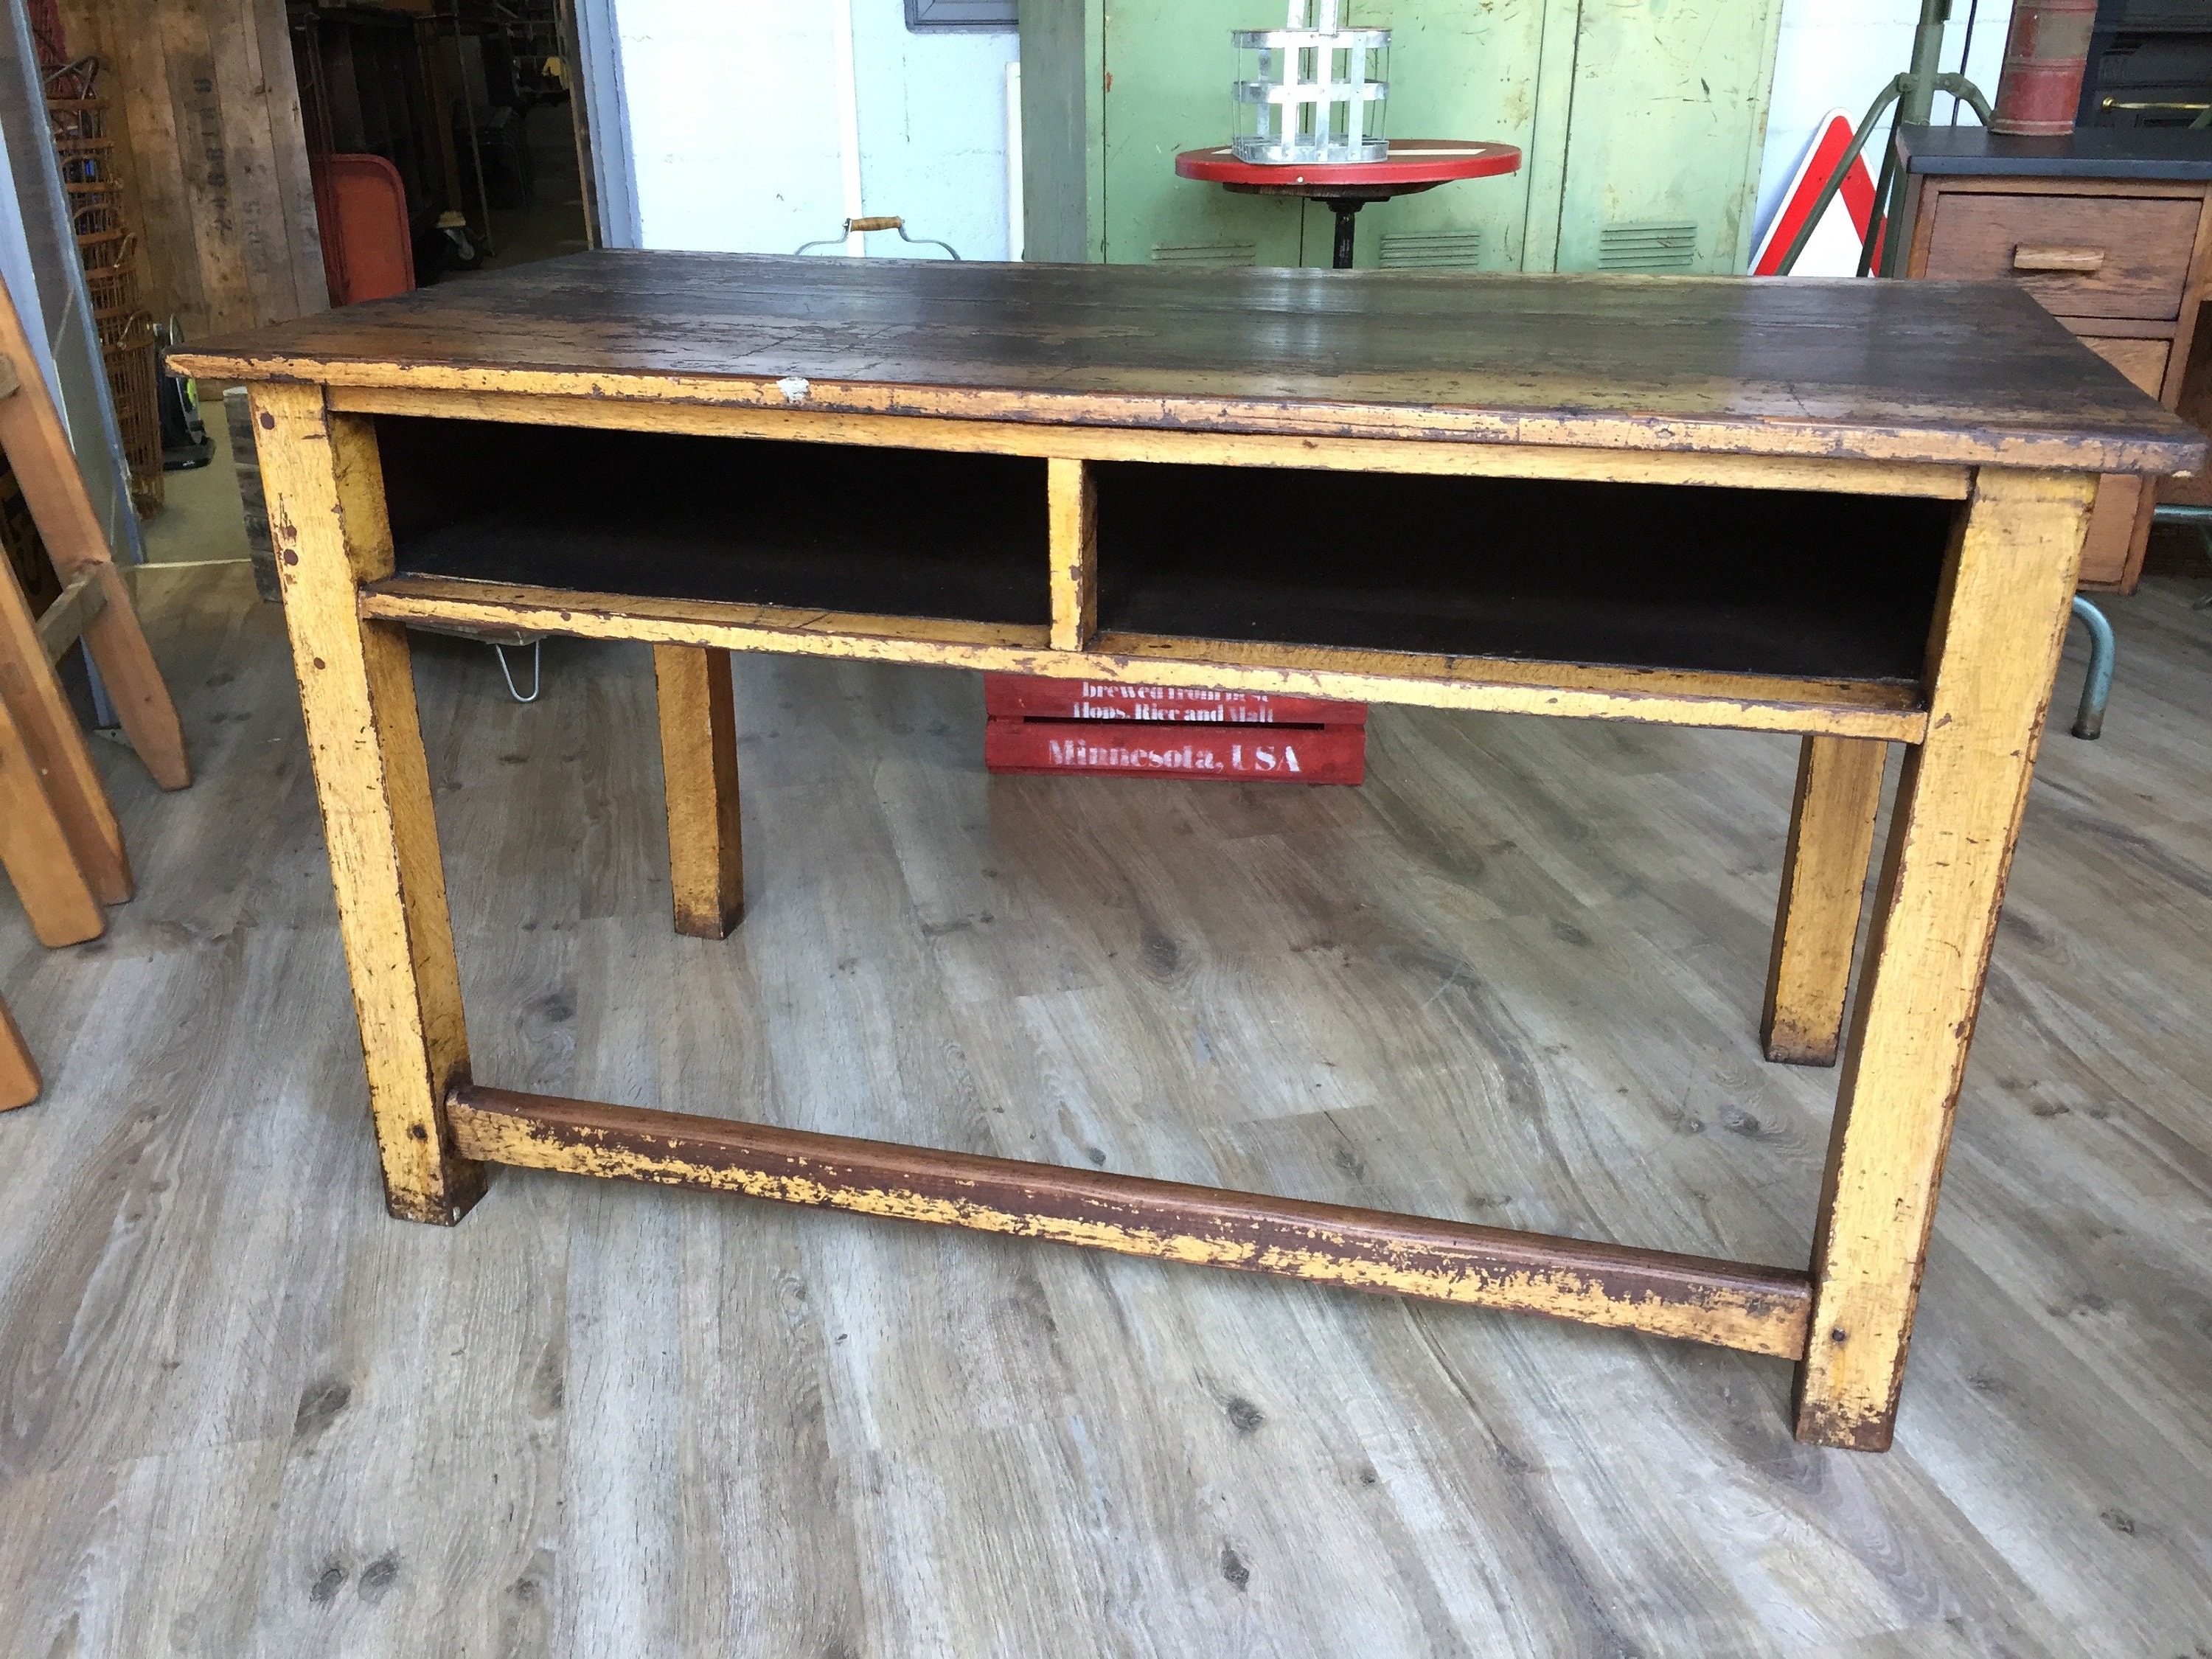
[0,992,37,1111]
[53,0,328,339]
[0,274,189,790]
[319,383,1978,501]
[652,644,745,939]
[1047,457,1097,651]
[1091,632,1927,737]
[33,569,109,665]
[1762,735,1888,1065]
[0,689,103,947]
[250,383,484,1225]
[358,578,1930,744]
[1794,467,2096,1450]
[448,1084,1815,1360]
[0,518,129,905]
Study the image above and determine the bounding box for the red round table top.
[1175,139,1521,190]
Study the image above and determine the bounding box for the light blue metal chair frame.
[2159,501,2212,611]
[2067,597,2113,741]
[2068,502,2212,741]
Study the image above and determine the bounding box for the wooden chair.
[0,269,189,945]
[0,991,37,1111]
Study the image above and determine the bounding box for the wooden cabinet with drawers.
[1898,127,2212,591]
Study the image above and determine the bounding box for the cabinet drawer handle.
[2014,243,2106,274]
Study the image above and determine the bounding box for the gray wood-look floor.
[3,563,2208,1658]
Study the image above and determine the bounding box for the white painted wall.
[1752,0,2017,253]
[571,0,641,247]
[602,1,2014,268]
[610,0,1018,261]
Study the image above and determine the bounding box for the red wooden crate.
[986,717,1366,784]
[983,672,1366,726]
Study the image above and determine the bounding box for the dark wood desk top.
[174,251,2206,476]
[1898,124,2212,181]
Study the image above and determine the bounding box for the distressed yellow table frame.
[181,253,2198,1452]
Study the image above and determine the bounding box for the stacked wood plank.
[49,0,327,342]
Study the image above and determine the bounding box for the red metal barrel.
[1990,0,2098,137]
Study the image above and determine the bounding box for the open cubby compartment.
[375,416,1052,626]
[1092,463,1960,686]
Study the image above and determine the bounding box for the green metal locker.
[1019,0,1784,274]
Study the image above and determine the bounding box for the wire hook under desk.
[493,639,542,704]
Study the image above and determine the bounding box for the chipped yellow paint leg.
[1763,735,1888,1065]
[250,382,484,1225]
[1047,457,1097,651]
[449,1086,1815,1360]
[1795,467,2096,1450]
[652,644,744,939]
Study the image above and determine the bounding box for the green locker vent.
[1377,230,1483,269]
[1151,243,1258,267]
[1596,222,1698,273]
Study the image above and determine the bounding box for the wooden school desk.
[171,253,2202,1453]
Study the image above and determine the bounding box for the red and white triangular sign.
[1753,110,1880,277]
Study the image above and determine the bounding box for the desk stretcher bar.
[451,1085,1814,1360]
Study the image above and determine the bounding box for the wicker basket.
[46,96,106,142]
[77,226,132,268]
[84,268,137,323]
[75,225,131,273]
[43,69,163,516]
[83,234,138,317]
[67,181,125,238]
[101,313,162,515]
[41,55,100,104]
[52,136,114,187]
[94,303,148,350]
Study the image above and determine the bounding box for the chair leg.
[2067,597,2113,741]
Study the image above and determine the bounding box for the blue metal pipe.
[2068,597,2114,740]
[2149,504,2212,608]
